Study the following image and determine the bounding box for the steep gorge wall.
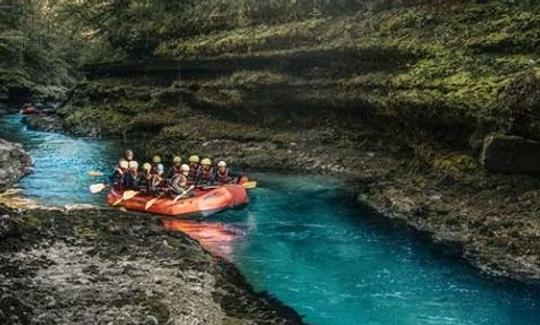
[51,0,540,175]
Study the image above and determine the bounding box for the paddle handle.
[173,185,195,203]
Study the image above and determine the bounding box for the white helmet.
[217,161,227,167]
[142,162,152,171]
[180,164,190,172]
[129,161,139,170]
[156,163,165,173]
[119,160,129,169]
[125,149,134,160]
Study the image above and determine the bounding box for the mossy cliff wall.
[59,1,540,163]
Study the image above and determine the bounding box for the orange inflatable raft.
[106,184,249,217]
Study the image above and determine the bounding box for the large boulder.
[496,69,540,141]
[0,138,31,187]
[480,134,540,174]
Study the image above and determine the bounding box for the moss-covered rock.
[496,69,540,140]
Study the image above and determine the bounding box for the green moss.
[155,18,328,59]
[432,153,479,174]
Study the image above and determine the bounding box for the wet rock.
[0,208,304,324]
[0,139,31,187]
[387,190,417,215]
[480,134,540,174]
[22,115,63,133]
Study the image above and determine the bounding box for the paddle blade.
[88,171,103,177]
[89,183,106,194]
[145,197,159,210]
[112,198,123,206]
[242,181,257,189]
[122,190,139,200]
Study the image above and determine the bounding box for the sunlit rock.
[0,139,31,187]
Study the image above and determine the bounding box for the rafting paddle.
[195,181,257,190]
[112,190,139,206]
[89,183,108,194]
[88,171,104,177]
[242,181,257,189]
[123,190,139,200]
[145,196,160,210]
[173,185,195,203]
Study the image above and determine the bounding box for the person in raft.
[109,159,129,188]
[109,151,241,194]
[167,156,182,179]
[170,164,191,195]
[119,149,134,163]
[150,163,167,195]
[138,162,153,192]
[123,161,141,189]
[151,155,162,173]
[187,155,200,183]
[195,158,214,186]
[212,160,236,185]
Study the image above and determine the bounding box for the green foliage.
[55,0,366,61]
[0,0,81,100]
[155,18,327,58]
[6,0,540,151]
[60,78,190,136]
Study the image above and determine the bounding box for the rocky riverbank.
[0,206,304,324]
[25,100,540,285]
[0,138,31,189]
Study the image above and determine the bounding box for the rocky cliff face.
[0,138,31,188]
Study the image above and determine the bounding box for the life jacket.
[110,167,126,187]
[143,172,152,181]
[124,171,140,189]
[150,174,166,191]
[198,166,214,182]
[167,165,182,179]
[216,168,231,184]
[139,172,152,190]
[172,173,188,188]
[188,164,199,181]
[171,173,191,194]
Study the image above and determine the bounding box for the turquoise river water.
[1,114,539,325]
